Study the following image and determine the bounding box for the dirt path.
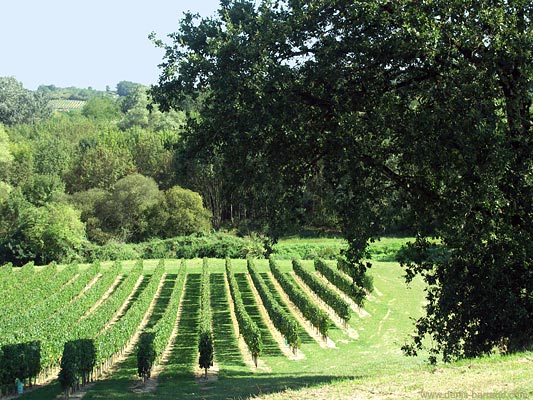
[246,274,305,361]
[224,273,270,371]
[99,274,144,334]
[266,271,336,349]
[80,274,123,320]
[63,273,80,289]
[292,273,359,340]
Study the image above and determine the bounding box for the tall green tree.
[150,185,212,237]
[99,174,162,242]
[152,0,533,361]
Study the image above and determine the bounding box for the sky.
[0,0,221,90]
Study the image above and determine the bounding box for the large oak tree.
[152,0,533,361]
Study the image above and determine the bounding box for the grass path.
[209,273,247,369]
[155,273,202,399]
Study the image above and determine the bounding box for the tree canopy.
[151,0,533,361]
[0,77,51,125]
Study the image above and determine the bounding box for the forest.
[1,76,375,267]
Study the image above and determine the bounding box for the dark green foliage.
[83,233,265,262]
[116,81,143,98]
[293,260,350,323]
[225,259,262,366]
[81,97,121,121]
[198,259,214,378]
[0,341,41,390]
[58,342,77,399]
[247,259,300,352]
[137,332,156,382]
[150,186,212,237]
[270,258,330,339]
[98,173,161,242]
[0,195,86,266]
[58,339,96,398]
[78,339,95,386]
[316,259,368,307]
[21,174,65,206]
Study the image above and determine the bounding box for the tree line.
[1,74,403,266]
[0,77,210,266]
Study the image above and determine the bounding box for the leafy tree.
[99,174,161,242]
[151,186,212,238]
[58,342,77,399]
[67,141,136,192]
[0,77,51,125]
[0,124,13,165]
[0,124,13,188]
[152,0,533,362]
[118,86,185,131]
[116,80,143,97]
[0,198,86,265]
[34,134,73,177]
[21,202,86,264]
[81,97,120,120]
[69,188,112,244]
[22,174,65,206]
[0,181,11,203]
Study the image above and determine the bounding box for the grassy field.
[18,256,533,400]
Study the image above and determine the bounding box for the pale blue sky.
[1,1,221,90]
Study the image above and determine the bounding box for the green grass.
[16,257,533,400]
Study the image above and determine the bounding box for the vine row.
[293,260,351,323]
[198,258,214,378]
[247,259,300,352]
[315,259,366,306]
[225,259,262,366]
[269,259,331,339]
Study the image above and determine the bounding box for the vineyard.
[48,100,86,113]
[0,258,426,399]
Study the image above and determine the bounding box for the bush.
[82,233,265,262]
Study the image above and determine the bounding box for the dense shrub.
[83,233,265,262]
[271,242,345,260]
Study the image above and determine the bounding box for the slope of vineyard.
[3,258,528,400]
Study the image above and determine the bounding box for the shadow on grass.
[156,373,355,400]
[234,273,283,357]
[156,272,201,397]
[210,273,246,368]
[145,274,177,330]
